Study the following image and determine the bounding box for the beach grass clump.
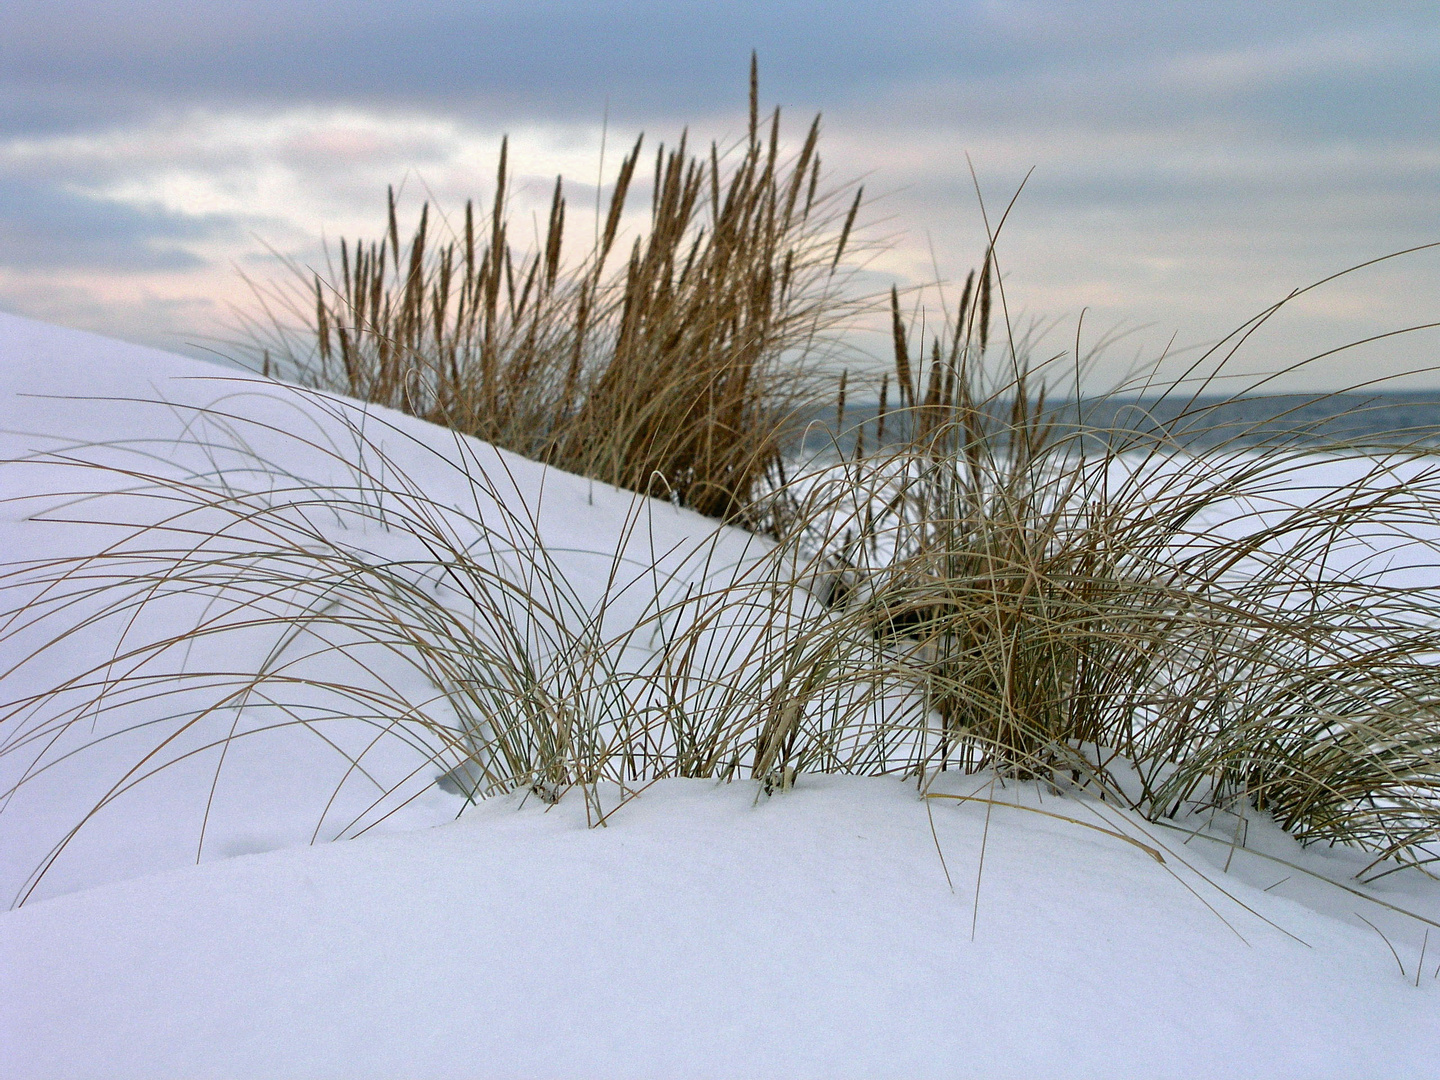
[242,61,865,527]
[0,390,910,901]
[782,250,1440,873]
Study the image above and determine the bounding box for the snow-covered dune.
[4,312,1440,1078]
[0,311,772,903]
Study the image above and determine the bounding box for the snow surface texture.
[3,311,1440,1078]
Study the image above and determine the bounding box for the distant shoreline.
[791,391,1440,456]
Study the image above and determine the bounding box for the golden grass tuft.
[242,59,865,526]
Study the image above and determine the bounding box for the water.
[791,392,1440,460]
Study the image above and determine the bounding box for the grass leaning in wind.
[0,388,924,902]
[239,59,869,529]
[9,249,1440,910]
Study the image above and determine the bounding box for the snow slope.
[3,312,1440,1078]
[0,311,771,904]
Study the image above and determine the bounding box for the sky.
[1,0,1437,392]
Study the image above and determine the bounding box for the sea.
[791,392,1440,460]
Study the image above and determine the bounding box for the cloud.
[0,1,1437,388]
[3,2,1432,116]
[0,177,236,271]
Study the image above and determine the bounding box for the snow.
[3,310,1440,1078]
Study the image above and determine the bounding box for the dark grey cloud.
[2,1,1434,130]
[0,177,239,271]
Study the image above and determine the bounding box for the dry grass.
[10,256,1440,906]
[777,244,1440,872]
[241,59,865,526]
[7,70,1440,912]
